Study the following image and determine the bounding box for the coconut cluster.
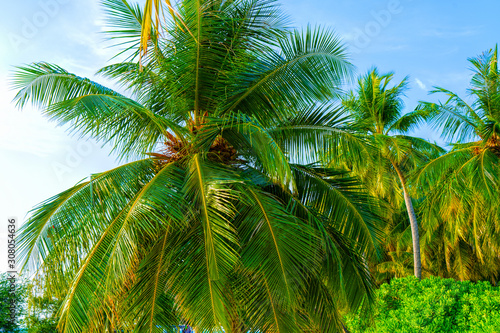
[151,131,239,168]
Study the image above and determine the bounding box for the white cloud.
[421,27,481,38]
[415,78,427,91]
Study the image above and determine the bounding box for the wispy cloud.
[415,78,427,91]
[421,26,481,38]
[427,71,472,87]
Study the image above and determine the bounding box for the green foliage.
[0,273,26,331]
[334,68,444,280]
[11,0,498,329]
[415,46,500,283]
[12,0,380,332]
[346,276,500,333]
[0,274,59,332]
[339,68,443,204]
[23,287,60,333]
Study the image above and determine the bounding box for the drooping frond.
[225,26,353,121]
[12,63,186,159]
[101,0,144,59]
[291,165,382,254]
[201,114,297,192]
[269,103,371,165]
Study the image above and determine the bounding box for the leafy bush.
[0,273,26,331]
[0,273,59,332]
[24,294,59,333]
[346,276,500,333]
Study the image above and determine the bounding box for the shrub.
[0,273,26,331]
[24,294,59,333]
[0,273,59,332]
[346,276,500,333]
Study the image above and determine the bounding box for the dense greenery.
[13,0,378,332]
[0,273,25,331]
[10,0,500,331]
[369,46,500,285]
[333,69,443,279]
[345,276,500,333]
[24,287,59,333]
[416,46,500,283]
[0,274,58,332]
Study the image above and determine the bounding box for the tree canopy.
[10,0,500,331]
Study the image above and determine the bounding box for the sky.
[0,0,499,272]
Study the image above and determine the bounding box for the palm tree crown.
[12,1,380,332]
[416,46,500,283]
[338,69,443,280]
[417,45,500,193]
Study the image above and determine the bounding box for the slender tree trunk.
[392,163,422,280]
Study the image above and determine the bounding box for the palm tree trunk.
[392,163,422,279]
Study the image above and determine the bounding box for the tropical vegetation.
[0,273,58,332]
[331,69,443,279]
[13,0,379,332]
[9,0,500,331]
[345,276,500,333]
[0,273,25,331]
[415,46,500,283]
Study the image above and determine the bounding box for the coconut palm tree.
[332,68,443,280]
[13,0,381,332]
[416,45,500,195]
[418,175,500,283]
[415,46,500,283]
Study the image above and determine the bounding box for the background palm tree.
[418,176,500,283]
[13,0,381,332]
[416,46,500,284]
[331,68,443,280]
[417,45,500,195]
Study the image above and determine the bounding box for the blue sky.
[0,0,499,271]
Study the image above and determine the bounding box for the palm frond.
[270,103,371,165]
[12,62,186,159]
[225,26,352,120]
[101,0,144,59]
[291,165,382,254]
